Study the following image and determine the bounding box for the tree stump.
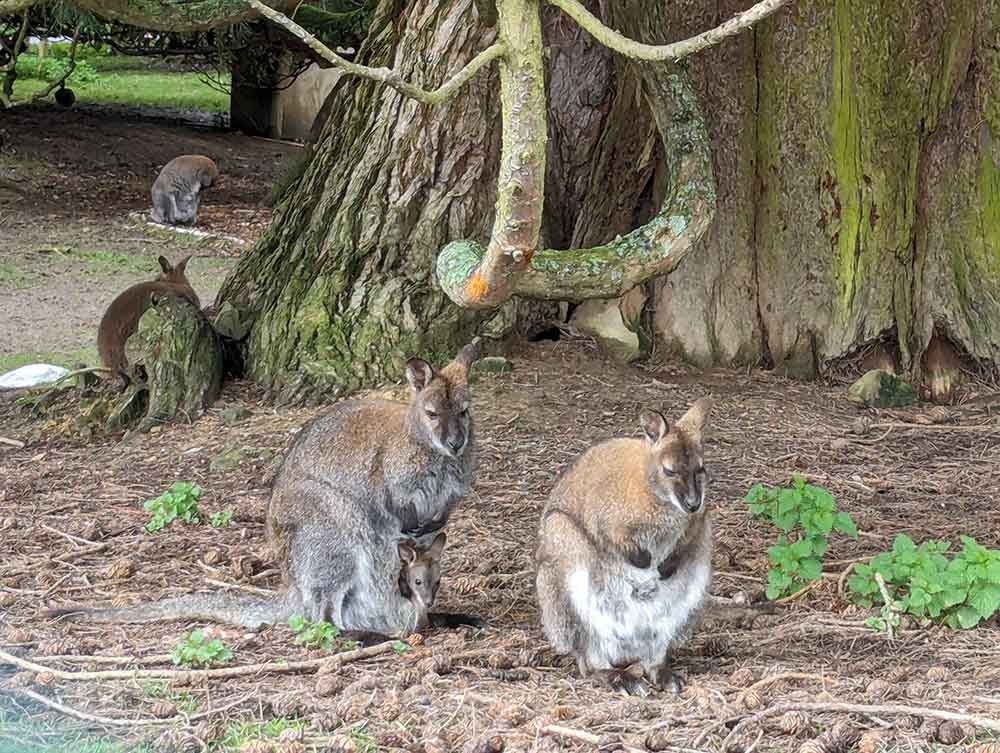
[123,293,224,431]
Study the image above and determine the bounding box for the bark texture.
[650,0,1000,377]
[126,296,223,431]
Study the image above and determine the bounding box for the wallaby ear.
[428,531,447,558]
[453,338,482,372]
[175,255,192,274]
[639,409,668,444]
[405,358,435,393]
[398,541,417,565]
[157,256,172,274]
[676,397,713,436]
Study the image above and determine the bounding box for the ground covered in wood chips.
[1,338,999,753]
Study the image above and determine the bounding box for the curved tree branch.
[437,65,716,305]
[546,0,793,62]
[247,0,506,106]
[435,0,793,310]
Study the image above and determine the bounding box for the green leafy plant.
[746,476,859,599]
[170,630,233,668]
[848,534,1000,630]
[288,615,340,651]
[143,482,202,533]
[391,640,411,655]
[210,507,234,528]
[218,717,305,751]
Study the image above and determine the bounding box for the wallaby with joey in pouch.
[265,340,482,637]
[45,533,448,637]
[46,342,481,639]
[150,155,219,226]
[535,399,713,696]
[96,255,200,384]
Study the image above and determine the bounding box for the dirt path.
[1,340,998,752]
[0,103,300,371]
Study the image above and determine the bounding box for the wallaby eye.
[425,409,438,420]
[415,578,423,586]
[662,467,677,478]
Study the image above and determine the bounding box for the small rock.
[219,405,252,425]
[210,446,245,472]
[570,297,644,363]
[848,369,917,408]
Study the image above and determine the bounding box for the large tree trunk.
[652,0,1000,379]
[220,0,1000,394]
[217,0,660,400]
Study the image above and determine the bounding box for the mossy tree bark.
[651,0,1000,382]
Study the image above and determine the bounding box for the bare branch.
[32,22,82,103]
[0,10,29,109]
[247,0,505,106]
[545,0,793,61]
[0,0,34,15]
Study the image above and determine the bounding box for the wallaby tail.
[43,591,300,630]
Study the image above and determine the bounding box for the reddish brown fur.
[96,255,200,377]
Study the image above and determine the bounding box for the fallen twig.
[540,724,644,753]
[9,686,250,727]
[721,700,1000,751]
[9,687,170,727]
[742,671,832,695]
[0,641,398,682]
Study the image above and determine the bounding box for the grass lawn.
[0,347,98,373]
[14,68,229,112]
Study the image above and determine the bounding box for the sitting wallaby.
[45,343,481,638]
[398,532,447,630]
[96,255,200,383]
[150,155,219,226]
[266,340,482,637]
[45,532,446,634]
[535,399,713,696]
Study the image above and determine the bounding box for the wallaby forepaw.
[605,664,648,697]
[652,665,684,695]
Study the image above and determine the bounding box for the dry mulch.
[1,339,999,752]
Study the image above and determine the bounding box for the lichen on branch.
[437,66,716,305]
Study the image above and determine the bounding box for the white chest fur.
[566,548,711,671]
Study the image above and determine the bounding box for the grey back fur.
[150,155,219,226]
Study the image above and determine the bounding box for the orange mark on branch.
[465,272,489,302]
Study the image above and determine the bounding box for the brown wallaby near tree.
[535,399,713,696]
[150,155,219,226]
[46,342,482,640]
[96,255,200,383]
